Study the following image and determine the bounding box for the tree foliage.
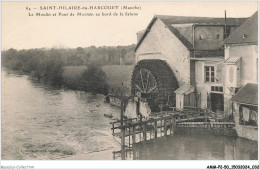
[2,48,64,86]
[79,66,108,94]
[2,44,135,91]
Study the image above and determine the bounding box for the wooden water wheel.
[131,59,178,112]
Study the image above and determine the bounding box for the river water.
[1,69,258,160]
[1,69,121,160]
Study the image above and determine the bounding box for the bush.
[79,65,108,94]
[39,60,64,86]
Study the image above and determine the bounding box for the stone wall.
[135,18,190,86]
[195,60,225,109]
[124,97,151,118]
[233,102,258,141]
[175,127,237,137]
[194,25,225,50]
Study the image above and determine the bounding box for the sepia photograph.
[1,1,259,169]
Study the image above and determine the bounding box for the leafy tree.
[79,65,108,94]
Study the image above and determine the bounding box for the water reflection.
[114,134,257,160]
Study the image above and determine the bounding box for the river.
[1,69,258,160]
[1,69,121,160]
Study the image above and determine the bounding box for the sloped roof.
[224,11,258,45]
[231,83,258,106]
[175,84,194,94]
[225,56,241,64]
[171,24,193,47]
[157,15,245,26]
[135,15,247,52]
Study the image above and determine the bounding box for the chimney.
[224,10,227,38]
[236,18,239,28]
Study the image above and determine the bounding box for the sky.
[2,1,258,50]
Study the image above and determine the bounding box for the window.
[211,86,223,93]
[256,58,258,82]
[205,66,215,82]
[239,105,258,126]
[242,34,247,39]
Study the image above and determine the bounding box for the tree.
[80,65,108,94]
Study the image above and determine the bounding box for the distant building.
[223,12,258,141]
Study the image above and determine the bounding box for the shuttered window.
[229,67,234,83]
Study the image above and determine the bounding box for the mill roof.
[135,15,247,52]
[224,11,258,45]
[157,15,245,25]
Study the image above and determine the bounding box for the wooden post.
[136,97,140,116]
[133,146,136,160]
[120,95,124,127]
[149,127,152,140]
[129,127,131,148]
[172,117,175,134]
[139,124,142,142]
[169,117,172,135]
[121,127,125,160]
[143,122,147,141]
[204,109,207,122]
[160,119,163,137]
[112,123,114,134]
[120,94,125,160]
[132,125,136,144]
[113,152,115,160]
[170,117,173,134]
[154,120,157,139]
[164,118,167,136]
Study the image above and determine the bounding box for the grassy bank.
[61,65,108,94]
[102,65,134,95]
[63,65,135,96]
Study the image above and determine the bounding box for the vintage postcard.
[1,1,259,169]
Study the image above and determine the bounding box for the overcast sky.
[2,1,258,50]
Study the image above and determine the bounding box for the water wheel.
[131,59,178,112]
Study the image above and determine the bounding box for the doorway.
[210,93,224,113]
